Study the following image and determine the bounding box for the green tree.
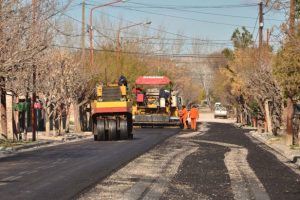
[197,87,206,102]
[231,27,253,49]
[221,48,234,60]
[273,39,300,144]
[296,0,300,18]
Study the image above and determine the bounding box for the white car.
[214,106,228,118]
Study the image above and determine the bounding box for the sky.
[63,0,288,53]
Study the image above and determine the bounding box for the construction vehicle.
[91,81,133,141]
[132,76,182,127]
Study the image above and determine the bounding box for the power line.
[54,32,281,45]
[103,5,256,29]
[55,11,116,42]
[53,7,281,50]
[85,2,255,29]
[51,44,231,58]
[86,0,284,22]
[255,27,259,45]
[68,1,280,43]
[126,2,283,22]
[87,1,258,9]
[85,4,223,40]
[55,9,204,46]
[252,14,259,36]
[54,33,235,48]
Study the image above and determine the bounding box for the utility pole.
[31,0,37,141]
[290,0,296,37]
[0,0,8,139]
[259,0,264,50]
[116,29,121,74]
[81,0,85,64]
[266,29,269,48]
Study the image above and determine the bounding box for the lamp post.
[116,21,151,75]
[89,0,126,66]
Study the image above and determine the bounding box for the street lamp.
[116,21,151,74]
[89,0,127,66]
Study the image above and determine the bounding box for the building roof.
[135,76,171,85]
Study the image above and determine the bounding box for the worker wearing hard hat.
[190,105,199,130]
[179,105,188,129]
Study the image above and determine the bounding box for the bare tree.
[0,0,64,139]
[37,49,90,136]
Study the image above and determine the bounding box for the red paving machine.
[132,76,181,127]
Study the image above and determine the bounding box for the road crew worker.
[179,105,188,129]
[190,105,199,130]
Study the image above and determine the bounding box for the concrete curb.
[13,141,53,151]
[0,140,52,152]
[0,133,93,158]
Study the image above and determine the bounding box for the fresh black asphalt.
[1,123,300,200]
[162,123,300,200]
[0,128,179,200]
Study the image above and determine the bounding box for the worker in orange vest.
[179,105,188,129]
[190,105,199,130]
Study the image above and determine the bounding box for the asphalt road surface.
[2,122,300,200]
[80,122,300,200]
[0,128,179,200]
[162,122,300,200]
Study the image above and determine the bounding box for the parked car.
[214,106,228,118]
[214,102,221,108]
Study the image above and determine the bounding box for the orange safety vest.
[190,107,199,119]
[181,108,188,119]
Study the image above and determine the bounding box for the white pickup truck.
[214,106,228,118]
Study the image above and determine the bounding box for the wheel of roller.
[127,114,133,134]
[108,119,117,140]
[93,119,98,141]
[119,119,128,140]
[97,119,105,141]
[127,114,133,139]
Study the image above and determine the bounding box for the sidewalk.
[0,131,93,158]
[241,126,300,167]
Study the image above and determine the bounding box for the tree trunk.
[86,104,91,131]
[252,117,257,127]
[14,96,20,140]
[45,117,50,137]
[264,120,268,133]
[59,112,62,135]
[65,105,70,133]
[53,112,58,136]
[45,107,51,137]
[264,100,272,133]
[23,95,29,141]
[270,97,282,136]
[240,112,243,124]
[0,88,7,139]
[24,106,28,141]
[286,97,294,145]
[6,93,14,140]
[74,103,81,132]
